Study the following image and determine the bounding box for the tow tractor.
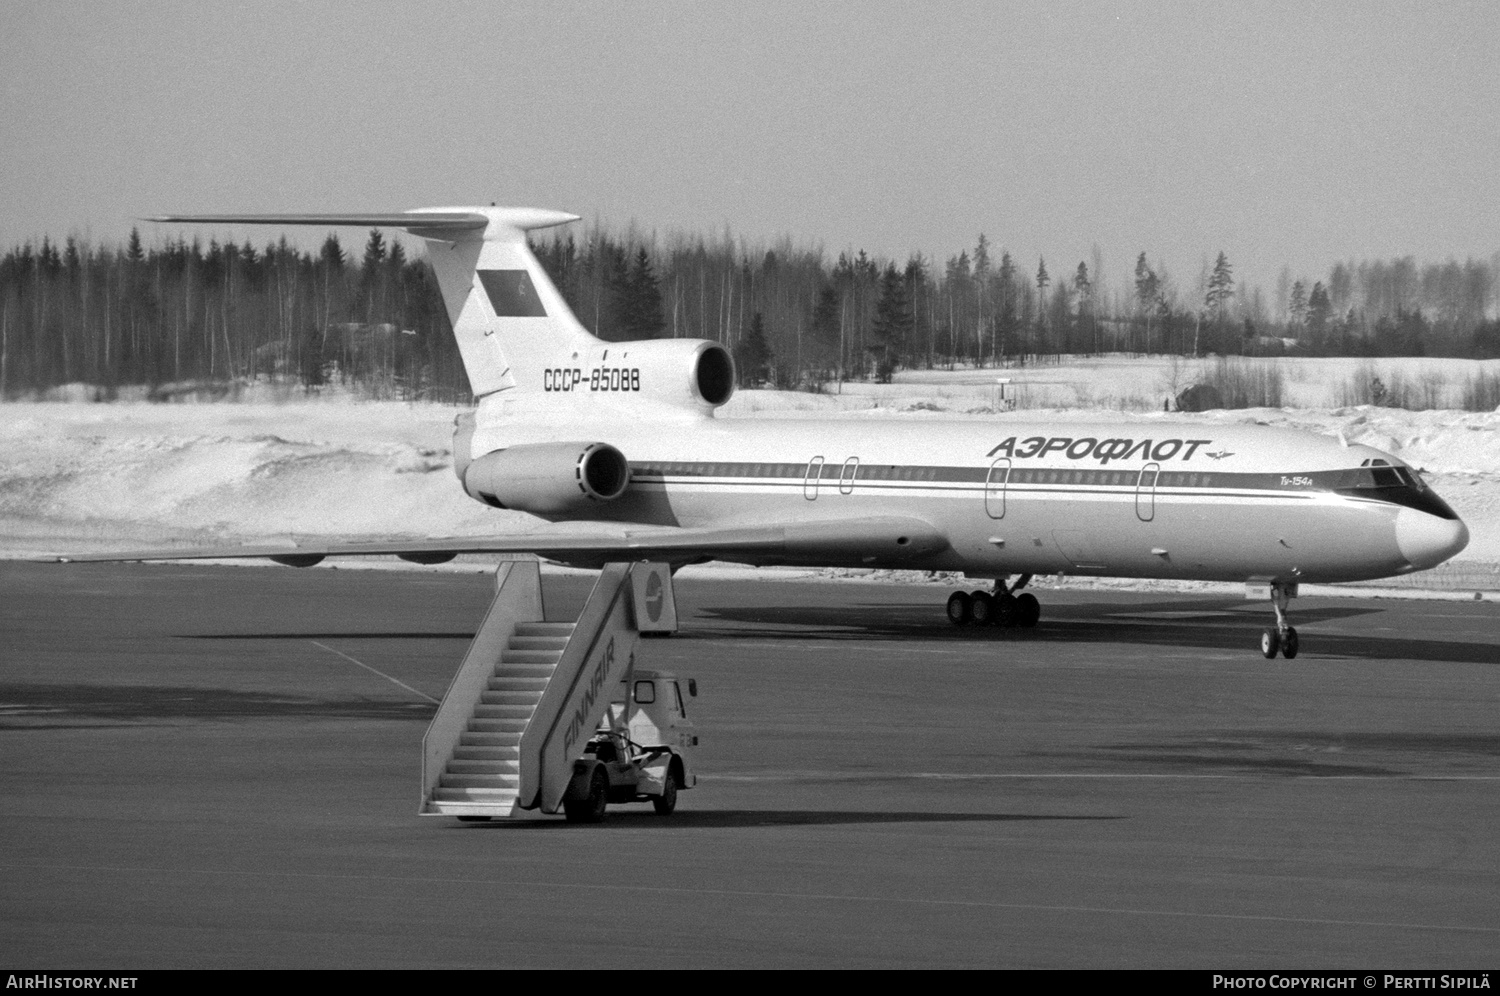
[562,669,699,823]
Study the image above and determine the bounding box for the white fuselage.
[467,396,1470,585]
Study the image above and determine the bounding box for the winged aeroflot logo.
[1206,449,1235,460]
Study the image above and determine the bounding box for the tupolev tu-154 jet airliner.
[56,206,1470,658]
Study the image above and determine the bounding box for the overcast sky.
[3,1,1496,299]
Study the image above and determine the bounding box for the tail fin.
[148,207,599,398]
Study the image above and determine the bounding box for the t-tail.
[148,207,735,409]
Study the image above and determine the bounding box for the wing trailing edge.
[43,517,948,570]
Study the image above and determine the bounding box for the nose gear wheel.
[1261,582,1300,659]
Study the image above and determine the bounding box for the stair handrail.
[420,559,544,809]
[517,562,640,812]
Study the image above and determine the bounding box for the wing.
[43,517,948,569]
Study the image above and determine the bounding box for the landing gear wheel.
[946,591,972,626]
[1015,592,1040,628]
[970,591,995,626]
[1260,628,1281,659]
[1281,627,1299,659]
[564,768,608,824]
[994,593,1018,629]
[652,770,679,815]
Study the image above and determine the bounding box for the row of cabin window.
[631,462,1243,489]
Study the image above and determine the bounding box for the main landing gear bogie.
[946,576,1039,631]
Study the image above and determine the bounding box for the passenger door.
[985,457,1011,519]
[1136,462,1160,522]
[838,457,859,495]
[803,456,825,501]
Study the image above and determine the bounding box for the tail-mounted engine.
[543,339,735,413]
[464,441,630,515]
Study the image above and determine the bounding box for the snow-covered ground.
[3,358,1497,593]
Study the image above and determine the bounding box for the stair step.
[499,652,562,667]
[487,678,549,691]
[423,799,520,817]
[453,745,519,759]
[473,706,533,721]
[508,636,569,650]
[468,719,527,732]
[449,759,521,774]
[441,773,520,788]
[458,733,521,748]
[433,787,520,802]
[514,625,575,640]
[479,691,541,705]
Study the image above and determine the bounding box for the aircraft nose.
[1395,508,1469,571]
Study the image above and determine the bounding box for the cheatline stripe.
[629,479,1320,501]
[629,461,1393,494]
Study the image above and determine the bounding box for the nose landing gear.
[947,575,1038,630]
[1260,582,1299,659]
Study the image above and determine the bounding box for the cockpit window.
[1335,465,1456,519]
[1343,466,1421,489]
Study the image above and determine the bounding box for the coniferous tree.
[1073,261,1093,354]
[624,246,665,338]
[1307,281,1332,342]
[973,234,991,365]
[733,311,773,386]
[1206,252,1234,324]
[1289,280,1308,330]
[1134,251,1160,353]
[1034,258,1050,354]
[996,251,1017,363]
[870,262,912,382]
[806,283,842,389]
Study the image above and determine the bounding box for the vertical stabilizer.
[148,207,597,399]
[415,207,599,398]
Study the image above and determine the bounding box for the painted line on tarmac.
[309,640,440,705]
[12,861,1500,937]
[703,640,964,654]
[700,772,1500,782]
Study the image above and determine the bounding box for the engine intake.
[464,441,629,516]
[557,339,735,412]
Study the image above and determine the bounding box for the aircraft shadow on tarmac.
[187,632,476,641]
[464,810,1123,830]
[1042,728,1500,778]
[693,596,1499,666]
[0,682,433,726]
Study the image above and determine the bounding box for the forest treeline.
[2,223,1498,401]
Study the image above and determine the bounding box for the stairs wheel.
[564,768,608,824]
[653,770,679,816]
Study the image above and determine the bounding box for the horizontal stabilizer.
[145,207,581,238]
[147,212,486,235]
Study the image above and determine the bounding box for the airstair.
[420,558,677,818]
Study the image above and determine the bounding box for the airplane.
[51,206,1470,659]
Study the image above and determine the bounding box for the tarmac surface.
[2,561,1498,969]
